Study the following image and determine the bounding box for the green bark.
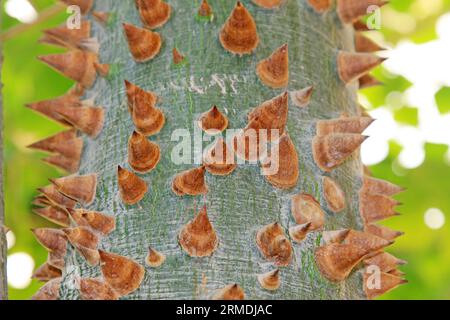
[59,0,365,300]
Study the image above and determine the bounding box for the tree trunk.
[1,52,7,300]
[0,53,8,300]
[45,0,366,300]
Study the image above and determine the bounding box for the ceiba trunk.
[27,0,395,300]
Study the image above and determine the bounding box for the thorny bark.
[54,0,365,299]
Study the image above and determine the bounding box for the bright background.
[1,0,450,300]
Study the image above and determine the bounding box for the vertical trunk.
[41,0,370,299]
[0,52,7,300]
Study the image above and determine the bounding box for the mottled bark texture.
[56,0,365,299]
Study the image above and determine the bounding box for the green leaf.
[389,0,415,12]
[410,25,438,44]
[394,106,419,126]
[361,68,413,109]
[435,86,450,114]
[424,143,449,162]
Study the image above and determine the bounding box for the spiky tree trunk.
[27,0,405,300]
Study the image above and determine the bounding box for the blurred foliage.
[371,143,450,299]
[1,0,450,299]
[358,0,450,300]
[435,87,450,115]
[2,0,72,299]
[381,0,450,44]
[393,106,419,126]
[361,69,413,108]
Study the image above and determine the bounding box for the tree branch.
[0,51,7,301]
